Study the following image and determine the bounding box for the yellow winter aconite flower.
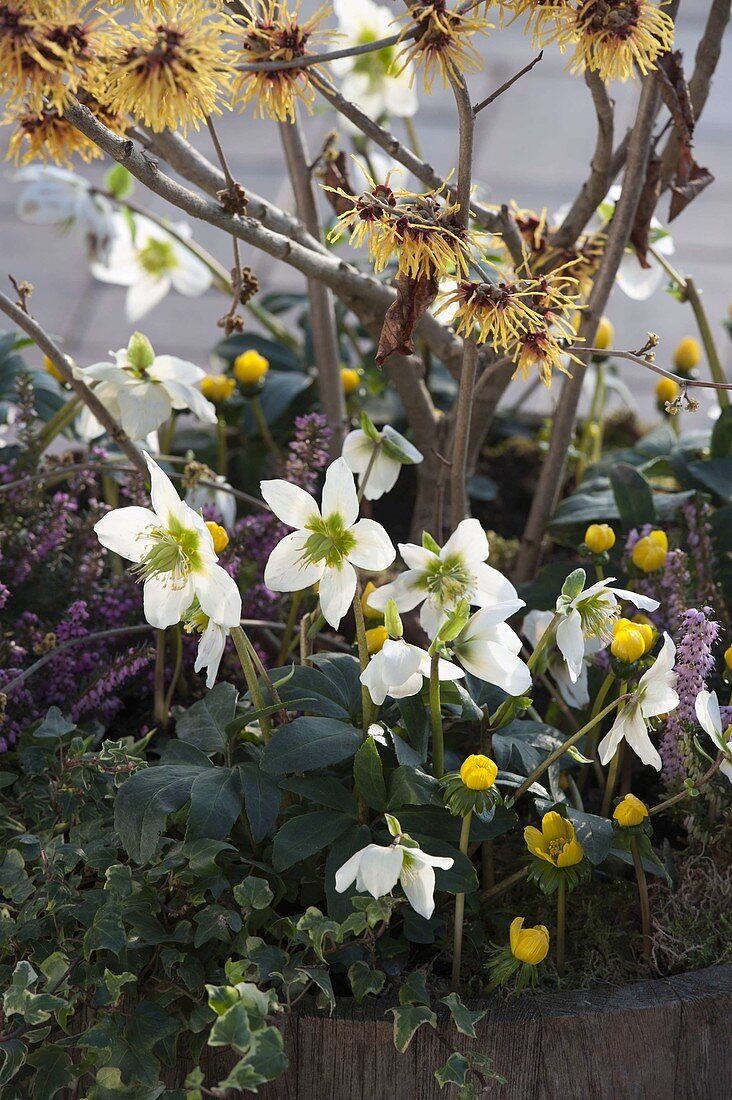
[205,521,229,555]
[341,368,361,395]
[361,581,382,621]
[584,523,615,554]
[613,793,649,828]
[724,644,732,671]
[460,754,498,791]
[43,354,65,384]
[234,350,269,385]
[632,530,668,573]
[395,1,493,91]
[366,625,389,655]
[509,916,550,965]
[611,625,646,663]
[556,0,675,83]
[619,616,654,654]
[656,377,681,404]
[673,336,701,373]
[105,4,231,134]
[524,811,584,867]
[200,374,235,403]
[231,1,331,124]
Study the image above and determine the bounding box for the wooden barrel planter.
[172,964,732,1100]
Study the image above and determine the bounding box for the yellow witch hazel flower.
[231,1,332,124]
[105,3,232,134]
[4,92,128,169]
[394,1,494,92]
[554,0,676,83]
[326,162,477,281]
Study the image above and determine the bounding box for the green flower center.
[138,238,178,277]
[134,516,202,586]
[303,514,356,568]
[183,597,208,635]
[418,553,472,607]
[352,31,395,78]
[576,594,616,641]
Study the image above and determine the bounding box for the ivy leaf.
[34,707,76,741]
[435,1052,470,1088]
[387,1004,437,1053]
[440,993,486,1038]
[233,876,273,911]
[347,961,386,1004]
[353,738,387,811]
[398,970,430,1006]
[219,1026,287,1089]
[27,1046,74,1099]
[297,966,335,1012]
[208,1002,252,1053]
[0,1039,26,1086]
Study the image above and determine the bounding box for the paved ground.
[0,0,730,423]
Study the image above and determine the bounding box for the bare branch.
[553,71,614,250]
[572,345,732,391]
[473,51,544,116]
[0,288,148,479]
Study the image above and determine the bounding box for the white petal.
[163,379,217,424]
[609,586,660,613]
[335,848,366,893]
[116,381,171,440]
[94,506,157,561]
[556,610,585,683]
[441,518,488,565]
[341,430,374,474]
[143,573,194,629]
[150,355,206,385]
[411,849,455,871]
[260,479,320,529]
[361,640,422,705]
[387,672,425,699]
[357,845,404,898]
[522,609,554,647]
[360,450,401,501]
[348,519,395,571]
[616,251,664,301]
[399,542,438,571]
[126,273,170,321]
[400,861,437,919]
[318,560,357,629]
[321,457,359,528]
[194,564,242,628]
[147,454,186,526]
[457,640,531,696]
[366,572,425,613]
[420,597,448,641]
[460,602,524,639]
[471,562,520,607]
[597,707,633,766]
[264,532,324,592]
[695,689,723,745]
[194,620,228,688]
[170,251,211,296]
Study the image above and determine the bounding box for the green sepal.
[127,331,155,371]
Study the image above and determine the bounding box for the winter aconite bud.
[205,522,229,555]
[613,793,649,828]
[509,917,550,965]
[611,626,646,663]
[656,377,680,405]
[632,530,668,573]
[673,337,701,374]
[201,374,235,403]
[460,754,498,790]
[234,350,269,385]
[595,316,614,351]
[584,523,615,554]
[341,367,361,395]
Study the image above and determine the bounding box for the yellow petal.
[541,811,572,843]
[523,825,545,854]
[557,838,584,867]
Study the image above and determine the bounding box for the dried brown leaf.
[376,274,439,366]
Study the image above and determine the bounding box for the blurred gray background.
[0,0,729,422]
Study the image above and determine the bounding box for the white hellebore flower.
[335,839,453,920]
[598,633,679,770]
[185,474,237,529]
[91,211,211,322]
[555,568,659,684]
[368,519,519,640]
[94,454,242,630]
[183,599,231,690]
[332,0,418,122]
[452,602,531,696]
[360,637,462,706]
[74,331,216,442]
[597,186,675,301]
[342,419,423,501]
[15,166,116,264]
[695,689,732,783]
[261,457,395,630]
[523,609,601,709]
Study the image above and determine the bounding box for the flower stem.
[556,876,567,978]
[277,590,302,664]
[429,652,445,778]
[250,395,281,459]
[527,612,562,672]
[507,695,628,806]
[352,589,373,735]
[451,810,472,992]
[231,625,270,739]
[36,395,81,455]
[357,441,382,504]
[154,629,168,729]
[630,835,652,961]
[600,745,622,817]
[163,625,183,714]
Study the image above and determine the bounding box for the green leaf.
[106,164,133,199]
[610,463,657,529]
[219,1026,287,1090]
[348,961,385,1003]
[353,738,387,811]
[683,457,732,502]
[388,765,442,809]
[387,1004,437,1053]
[34,707,76,741]
[262,717,362,774]
[398,971,430,1005]
[272,811,354,871]
[435,1052,470,1088]
[711,406,732,459]
[233,876,273,911]
[208,1002,252,1053]
[298,966,335,1011]
[279,775,358,815]
[440,993,486,1038]
[296,907,341,961]
[27,1046,74,1099]
[102,970,137,1004]
[185,767,243,842]
[175,683,237,755]
[114,765,206,863]
[0,1039,26,1086]
[238,762,282,842]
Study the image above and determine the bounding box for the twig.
[280,117,346,451]
[569,345,732,392]
[514,74,662,583]
[473,51,543,115]
[0,289,148,479]
[554,71,615,250]
[207,115,244,327]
